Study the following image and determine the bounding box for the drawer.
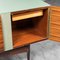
[51,6,60,16]
[12,9,43,21]
[50,23,60,30]
[50,35,60,42]
[51,10,60,16]
[51,15,60,24]
[50,27,60,37]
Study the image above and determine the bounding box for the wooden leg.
[27,45,30,60]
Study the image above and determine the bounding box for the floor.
[30,40,60,60]
[0,40,60,60]
[0,0,60,60]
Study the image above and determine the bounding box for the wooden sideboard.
[0,7,48,52]
[0,0,50,53]
[0,6,60,53]
[0,0,60,54]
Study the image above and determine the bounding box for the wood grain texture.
[12,8,48,48]
[49,6,60,42]
[0,16,4,52]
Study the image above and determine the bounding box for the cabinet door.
[49,6,60,42]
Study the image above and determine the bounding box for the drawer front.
[50,23,60,30]
[0,17,4,52]
[49,35,60,42]
[51,15,60,24]
[50,26,60,37]
[49,6,60,42]
[51,6,60,15]
[12,9,43,21]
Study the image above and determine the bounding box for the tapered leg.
[27,45,30,60]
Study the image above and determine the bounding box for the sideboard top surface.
[0,0,50,14]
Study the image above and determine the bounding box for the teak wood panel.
[49,6,60,42]
[12,8,48,48]
[0,16,4,52]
